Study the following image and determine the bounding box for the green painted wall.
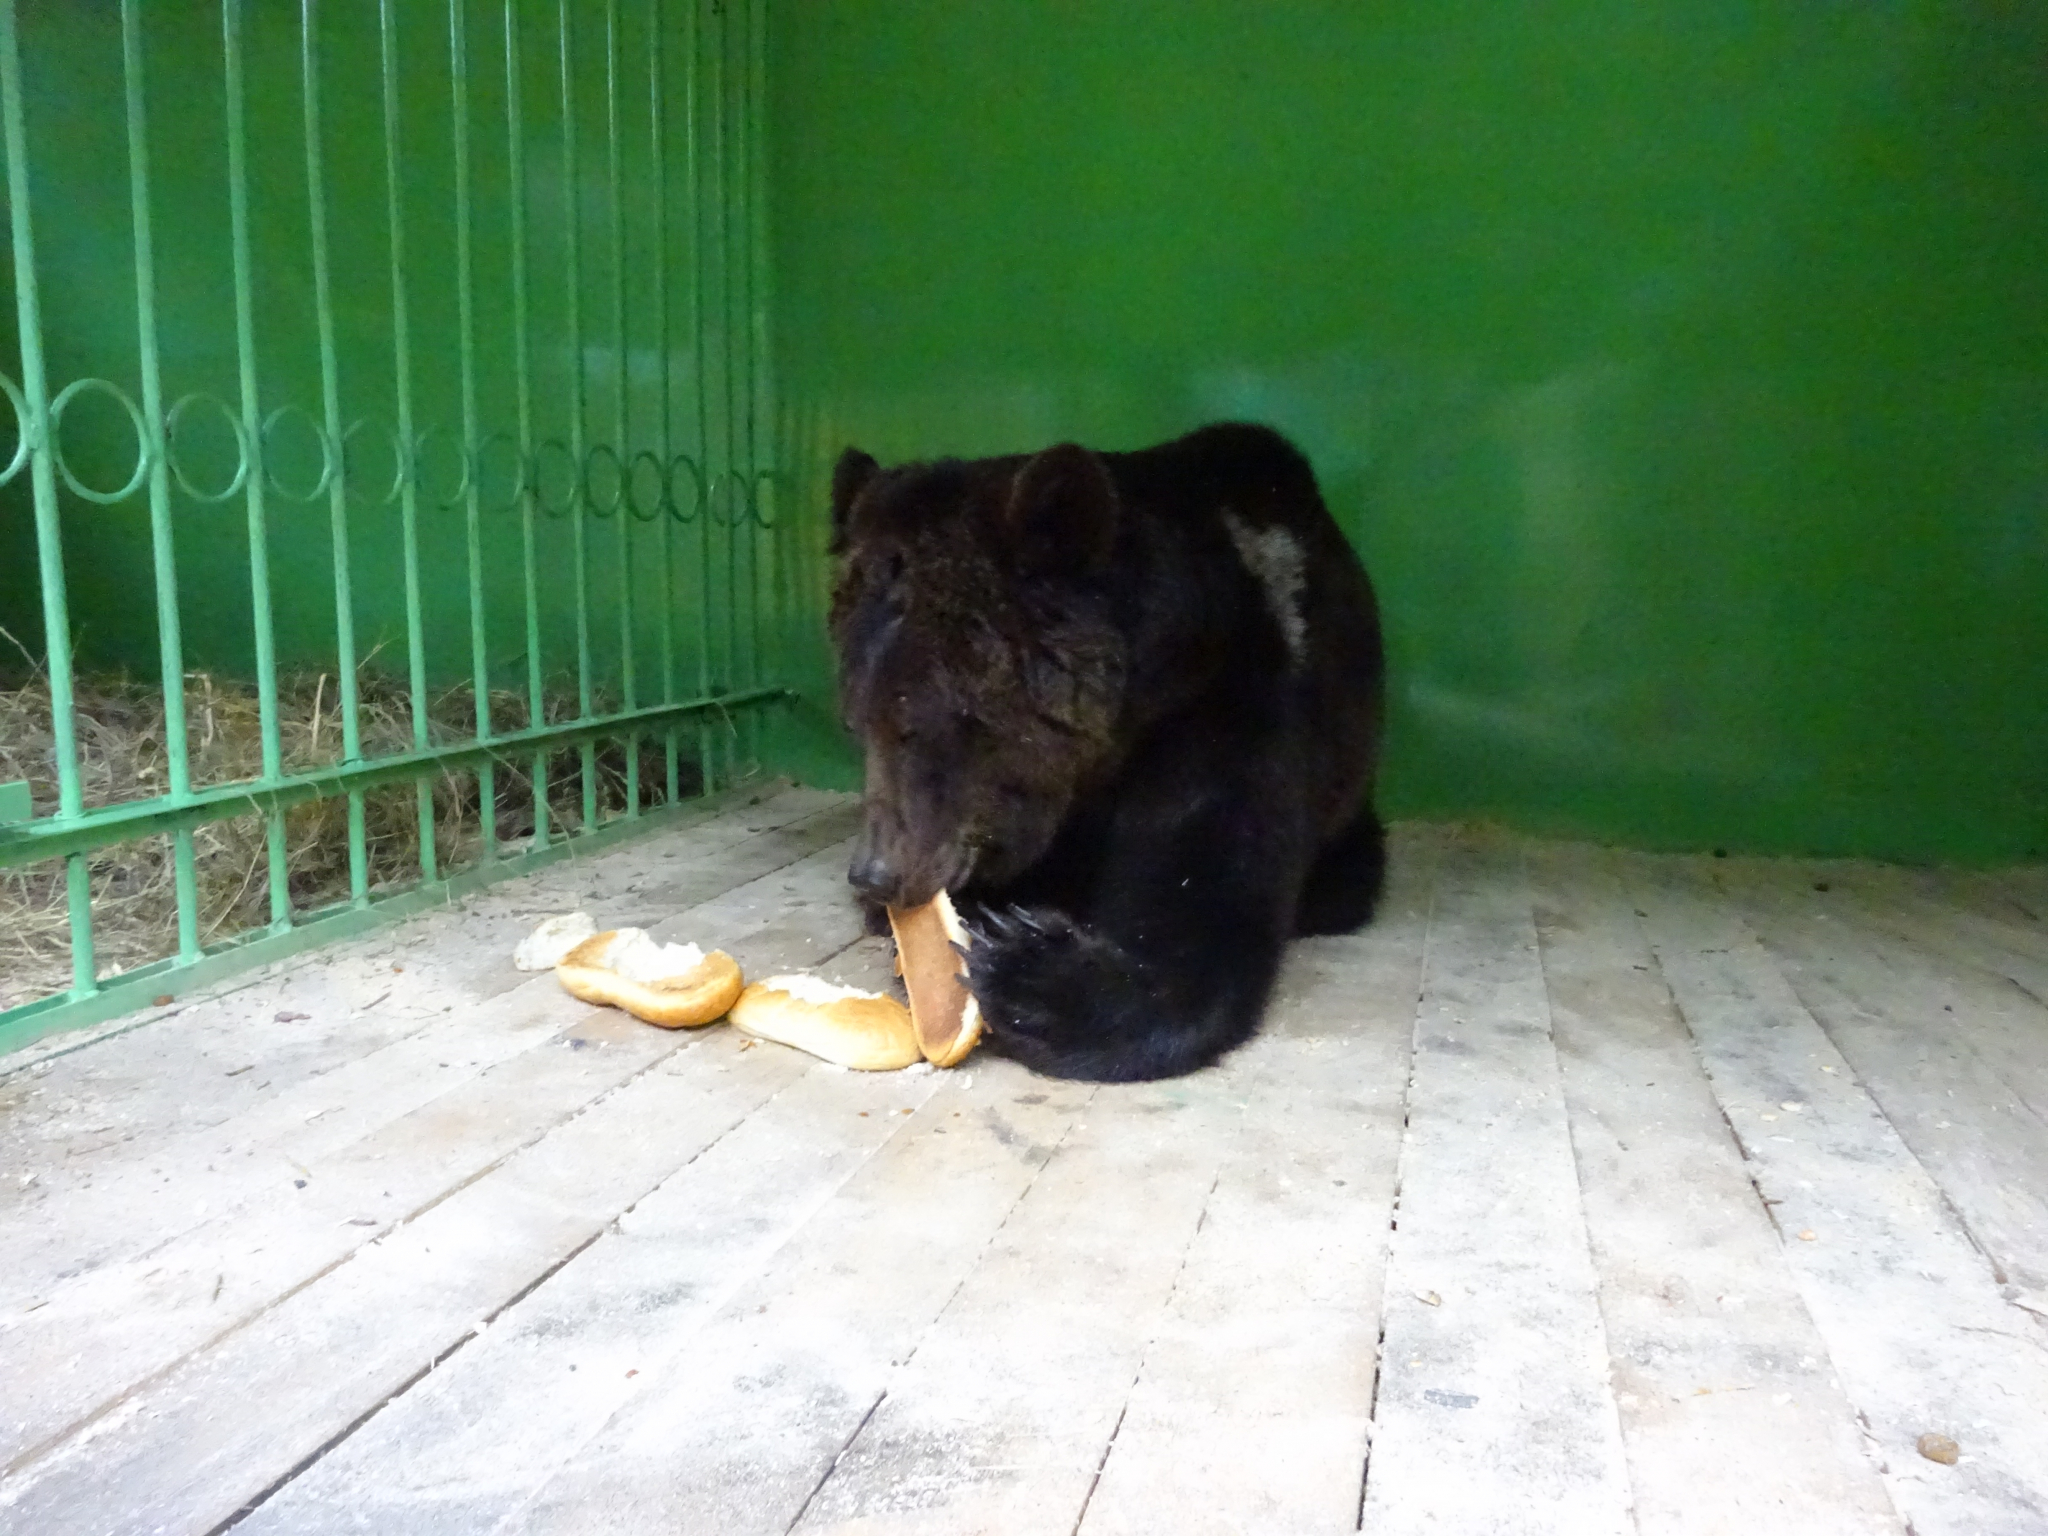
[764,2,2048,863]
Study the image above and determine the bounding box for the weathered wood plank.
[1626,854,2048,1536]
[233,941,936,1536]
[1530,842,1903,1536]
[0,1034,817,1535]
[1977,867,2048,926]
[1359,833,1634,1536]
[0,893,886,1536]
[1724,864,2048,1299]
[0,784,840,1208]
[1072,829,1434,1536]
[784,1078,1238,1536]
[0,837,866,1487]
[0,801,858,1306]
[1796,863,2048,1009]
[1895,864,2048,948]
[500,1063,1095,1536]
[1731,860,2048,1125]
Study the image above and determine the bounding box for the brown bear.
[829,422,1385,1081]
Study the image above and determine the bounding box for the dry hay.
[0,657,707,1011]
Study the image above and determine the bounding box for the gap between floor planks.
[1531,841,1902,1536]
[0,842,884,1534]
[0,784,848,1226]
[0,794,860,1312]
[0,809,867,1501]
[0,805,859,1345]
[1718,858,2048,1302]
[1625,849,2048,1536]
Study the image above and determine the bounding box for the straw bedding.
[0,657,700,1011]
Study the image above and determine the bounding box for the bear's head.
[828,442,1127,909]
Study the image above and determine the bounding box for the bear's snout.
[848,812,973,909]
[847,844,900,903]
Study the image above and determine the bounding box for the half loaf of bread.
[727,975,923,1071]
[554,928,744,1028]
[887,891,982,1068]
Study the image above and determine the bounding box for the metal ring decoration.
[49,377,154,505]
[707,469,748,528]
[626,449,666,522]
[0,370,33,488]
[582,442,626,518]
[260,403,337,503]
[475,431,526,513]
[665,452,706,525]
[749,467,786,530]
[413,423,473,511]
[165,393,252,504]
[533,437,580,518]
[340,416,406,507]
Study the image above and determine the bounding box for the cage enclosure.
[1,0,790,1047]
[5,1,2045,1049]
[3,6,2048,1535]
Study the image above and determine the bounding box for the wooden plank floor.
[3,789,2046,1535]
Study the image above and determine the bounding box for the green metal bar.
[749,0,784,722]
[650,0,678,806]
[119,0,201,963]
[450,0,496,860]
[379,0,438,885]
[743,0,778,722]
[685,0,713,795]
[725,0,748,723]
[726,1,749,784]
[221,0,291,932]
[504,0,548,851]
[62,858,95,996]
[710,0,739,788]
[300,0,368,906]
[0,0,76,822]
[605,0,638,820]
[559,0,598,832]
[0,689,788,871]
[738,0,762,726]
[741,0,765,700]
[0,775,778,1063]
[0,0,95,998]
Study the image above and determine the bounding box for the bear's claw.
[967,908,1131,1058]
[960,901,1052,949]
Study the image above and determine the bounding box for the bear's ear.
[829,447,880,554]
[1005,443,1118,573]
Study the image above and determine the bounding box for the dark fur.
[829,423,1385,1082]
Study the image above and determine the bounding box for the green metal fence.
[0,0,787,1055]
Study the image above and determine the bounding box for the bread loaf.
[554,928,744,1028]
[728,974,923,1071]
[887,891,982,1067]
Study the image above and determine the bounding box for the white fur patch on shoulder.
[1222,513,1308,663]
